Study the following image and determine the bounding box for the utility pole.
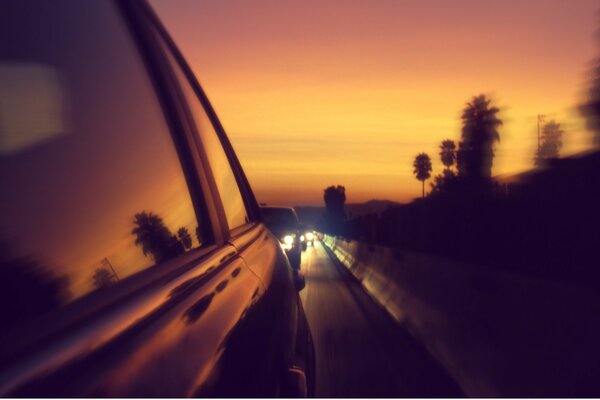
[101,257,119,281]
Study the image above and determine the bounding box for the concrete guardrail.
[321,234,600,397]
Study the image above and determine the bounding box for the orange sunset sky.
[152,0,600,206]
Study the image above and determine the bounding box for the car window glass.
[153,34,249,231]
[261,208,298,230]
[0,0,204,333]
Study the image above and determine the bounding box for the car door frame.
[119,0,233,245]
[126,3,315,395]
[122,0,302,394]
[127,0,263,240]
[0,0,265,395]
[130,2,316,395]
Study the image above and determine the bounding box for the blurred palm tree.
[131,211,175,263]
[413,152,432,198]
[580,59,600,147]
[439,139,457,170]
[323,185,346,220]
[177,227,193,250]
[457,95,502,180]
[534,120,564,166]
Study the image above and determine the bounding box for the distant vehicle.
[299,225,308,251]
[0,0,313,396]
[305,231,316,247]
[298,225,315,251]
[260,206,302,269]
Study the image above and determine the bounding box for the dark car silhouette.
[0,0,313,397]
[260,206,303,270]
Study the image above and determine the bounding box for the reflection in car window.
[0,0,203,332]
[154,35,249,231]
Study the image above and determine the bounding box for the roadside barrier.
[320,234,600,397]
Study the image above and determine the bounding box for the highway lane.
[299,240,464,397]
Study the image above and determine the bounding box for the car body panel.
[2,246,262,396]
[0,0,313,396]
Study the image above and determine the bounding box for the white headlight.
[306,232,314,241]
[283,235,294,245]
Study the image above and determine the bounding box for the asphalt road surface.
[299,240,464,397]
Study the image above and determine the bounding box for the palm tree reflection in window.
[177,227,193,250]
[131,211,185,264]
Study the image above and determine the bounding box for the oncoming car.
[0,0,313,397]
[260,207,302,270]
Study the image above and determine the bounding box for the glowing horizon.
[152,0,600,206]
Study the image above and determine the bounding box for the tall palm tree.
[131,211,174,264]
[439,139,456,170]
[457,95,502,179]
[413,153,432,198]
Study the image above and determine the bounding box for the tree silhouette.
[0,240,71,330]
[580,56,600,147]
[177,227,193,250]
[92,267,117,289]
[431,168,459,194]
[535,120,564,166]
[413,152,432,198]
[131,211,180,264]
[324,185,346,220]
[457,95,502,180]
[439,139,457,170]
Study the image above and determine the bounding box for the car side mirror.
[293,270,305,292]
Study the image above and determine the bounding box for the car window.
[152,32,250,231]
[0,0,204,332]
[261,208,298,231]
